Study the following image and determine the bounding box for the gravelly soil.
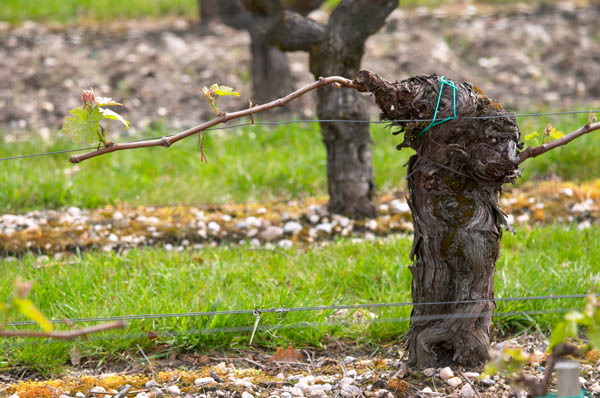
[1,2,600,139]
[3,335,600,398]
[0,180,598,256]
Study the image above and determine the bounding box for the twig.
[69,77,357,163]
[242,357,267,369]
[457,369,482,398]
[137,344,155,378]
[519,121,600,163]
[0,321,124,339]
[114,385,132,398]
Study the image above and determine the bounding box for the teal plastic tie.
[536,389,590,398]
[419,76,459,137]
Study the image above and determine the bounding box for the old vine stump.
[355,70,523,367]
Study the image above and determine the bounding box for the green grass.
[0,122,412,212]
[0,225,598,374]
[0,0,198,24]
[2,112,599,213]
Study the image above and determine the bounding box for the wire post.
[555,360,580,397]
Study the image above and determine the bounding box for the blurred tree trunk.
[198,0,219,22]
[243,0,396,218]
[355,70,523,367]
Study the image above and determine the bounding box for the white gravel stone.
[340,384,361,398]
[460,383,475,398]
[446,376,462,387]
[135,393,149,398]
[242,392,254,398]
[390,199,410,214]
[281,393,293,398]
[346,369,357,378]
[145,380,160,388]
[291,387,304,397]
[315,223,333,234]
[365,219,378,230]
[299,376,315,384]
[480,377,496,386]
[277,239,293,249]
[284,221,303,234]
[260,226,284,241]
[423,368,435,377]
[166,385,180,394]
[463,372,480,379]
[76,393,86,398]
[296,382,310,392]
[207,221,221,233]
[195,377,216,386]
[149,387,163,397]
[90,387,106,393]
[421,387,433,393]
[439,367,454,380]
[309,214,320,224]
[339,377,355,386]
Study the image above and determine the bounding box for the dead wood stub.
[355,70,523,367]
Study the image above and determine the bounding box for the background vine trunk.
[243,0,396,218]
[355,71,523,367]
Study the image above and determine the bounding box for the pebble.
[207,221,221,233]
[421,387,433,393]
[463,372,480,379]
[149,387,163,397]
[309,214,320,224]
[242,392,254,398]
[439,367,454,380]
[340,384,361,398]
[145,380,160,388]
[166,385,180,394]
[423,368,435,377]
[446,376,462,387]
[460,383,475,398]
[480,377,496,386]
[135,393,149,398]
[90,386,106,393]
[281,393,293,398]
[315,223,333,234]
[283,221,303,234]
[260,225,284,241]
[195,377,216,386]
[339,377,355,386]
[277,239,293,249]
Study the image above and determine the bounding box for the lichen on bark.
[355,70,523,367]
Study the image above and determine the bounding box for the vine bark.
[355,70,522,367]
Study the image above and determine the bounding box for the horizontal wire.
[2,293,588,327]
[15,308,568,343]
[1,109,598,162]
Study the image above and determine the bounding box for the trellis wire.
[1,109,598,162]
[3,293,589,327]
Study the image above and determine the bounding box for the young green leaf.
[12,298,53,332]
[549,128,564,140]
[524,131,539,141]
[96,96,123,107]
[213,84,240,97]
[101,108,130,129]
[62,106,104,144]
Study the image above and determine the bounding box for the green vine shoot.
[62,88,130,147]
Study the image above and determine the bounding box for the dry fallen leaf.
[269,346,303,362]
[70,347,82,366]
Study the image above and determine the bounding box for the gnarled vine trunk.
[355,71,523,367]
